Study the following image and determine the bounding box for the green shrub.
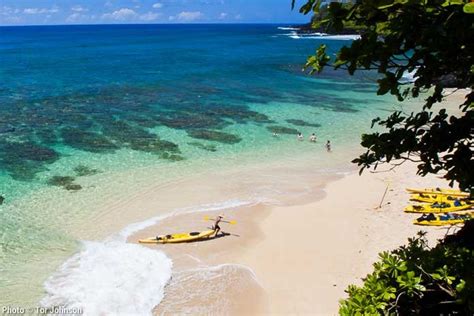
[339,221,474,315]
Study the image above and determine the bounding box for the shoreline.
[127,162,448,315]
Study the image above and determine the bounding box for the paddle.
[204,216,237,224]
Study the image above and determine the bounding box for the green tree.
[292,0,474,314]
[293,0,474,191]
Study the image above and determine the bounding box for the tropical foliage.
[292,0,474,314]
[293,0,474,191]
[339,224,474,315]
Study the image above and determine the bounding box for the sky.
[0,0,311,26]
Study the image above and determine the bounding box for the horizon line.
[0,22,306,28]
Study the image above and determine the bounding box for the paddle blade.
[203,216,237,225]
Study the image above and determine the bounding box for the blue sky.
[0,0,311,25]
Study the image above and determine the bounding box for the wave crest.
[41,241,173,315]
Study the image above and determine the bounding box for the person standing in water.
[297,132,304,141]
[213,215,224,236]
[326,140,332,152]
[309,133,317,142]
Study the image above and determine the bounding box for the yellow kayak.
[139,229,215,244]
[413,212,473,226]
[405,201,472,213]
[406,188,469,198]
[409,193,472,204]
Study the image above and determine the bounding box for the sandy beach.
[125,90,471,315]
[128,160,452,315]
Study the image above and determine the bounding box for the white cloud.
[234,14,241,20]
[152,3,163,9]
[101,8,160,22]
[66,9,98,24]
[1,6,20,15]
[23,6,59,15]
[173,11,203,22]
[71,5,88,12]
[218,12,227,20]
[66,13,90,23]
[104,1,113,8]
[66,13,81,22]
[139,11,160,21]
[1,6,12,15]
[23,8,38,14]
[102,8,137,20]
[0,6,22,24]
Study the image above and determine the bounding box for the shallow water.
[0,24,408,309]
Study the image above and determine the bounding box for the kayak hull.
[404,203,472,213]
[139,229,215,244]
[413,212,473,226]
[409,193,472,204]
[406,188,469,198]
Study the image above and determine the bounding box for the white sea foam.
[307,32,328,36]
[277,26,300,31]
[41,241,173,316]
[41,198,256,315]
[292,34,361,40]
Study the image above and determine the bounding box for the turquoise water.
[0,24,402,307]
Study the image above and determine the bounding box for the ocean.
[0,24,403,312]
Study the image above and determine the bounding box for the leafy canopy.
[338,228,474,315]
[293,0,474,190]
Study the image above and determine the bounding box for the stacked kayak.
[409,193,472,204]
[406,188,469,198]
[405,188,472,226]
[139,229,215,244]
[413,212,474,226]
[405,201,472,213]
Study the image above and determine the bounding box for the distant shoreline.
[293,22,361,35]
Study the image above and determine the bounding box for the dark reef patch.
[188,141,217,152]
[73,165,100,177]
[0,141,60,181]
[35,128,59,145]
[157,111,228,130]
[101,120,153,144]
[266,126,299,135]
[100,120,181,155]
[285,119,321,128]
[130,138,180,155]
[0,125,15,134]
[47,175,82,191]
[61,128,118,153]
[47,176,75,187]
[159,152,185,161]
[1,141,59,163]
[64,183,82,191]
[187,129,242,144]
